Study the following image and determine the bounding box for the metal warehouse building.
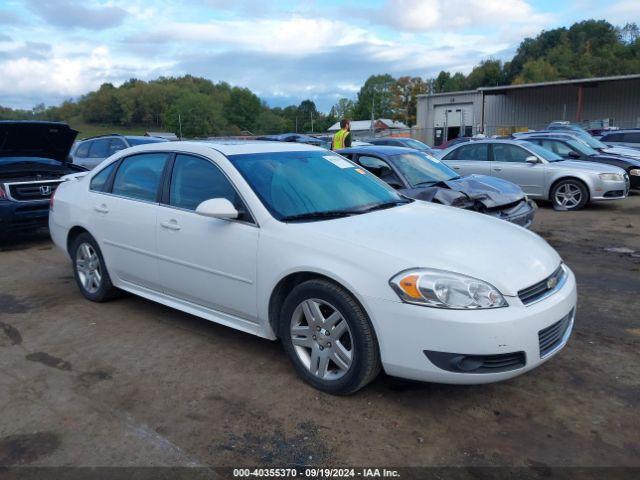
[416,74,640,146]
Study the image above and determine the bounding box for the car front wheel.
[551,179,588,210]
[279,279,381,395]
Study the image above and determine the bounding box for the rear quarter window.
[75,141,90,158]
[89,162,117,192]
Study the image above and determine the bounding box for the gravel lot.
[1,195,639,472]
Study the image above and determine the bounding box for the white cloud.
[130,16,387,55]
[378,0,553,32]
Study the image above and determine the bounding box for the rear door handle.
[94,204,109,214]
[452,166,461,170]
[493,167,503,172]
[160,220,181,231]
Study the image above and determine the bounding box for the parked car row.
[4,120,625,395]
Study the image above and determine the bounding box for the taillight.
[0,185,7,201]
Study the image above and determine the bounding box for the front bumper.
[0,200,50,231]
[486,199,536,229]
[365,266,577,384]
[591,176,630,200]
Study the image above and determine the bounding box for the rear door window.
[75,141,90,158]
[447,143,489,161]
[491,144,531,162]
[88,139,111,158]
[89,162,117,192]
[111,153,169,202]
[109,138,128,155]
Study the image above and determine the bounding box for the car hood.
[546,159,625,174]
[0,122,78,162]
[601,146,640,159]
[591,153,640,168]
[403,174,525,210]
[294,201,560,296]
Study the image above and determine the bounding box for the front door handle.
[94,204,109,214]
[493,167,503,172]
[160,220,181,231]
[452,166,461,170]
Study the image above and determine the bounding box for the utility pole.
[295,117,298,133]
[370,94,375,137]
[178,113,183,140]
[310,111,314,133]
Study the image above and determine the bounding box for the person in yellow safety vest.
[331,119,352,150]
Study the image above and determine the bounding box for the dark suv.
[69,134,169,170]
[1,121,86,232]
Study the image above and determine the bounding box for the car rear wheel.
[551,179,588,210]
[279,279,380,395]
[71,233,118,302]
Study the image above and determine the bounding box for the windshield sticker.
[323,155,354,169]
[355,168,367,175]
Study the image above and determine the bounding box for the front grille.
[6,180,61,202]
[538,309,574,358]
[518,265,565,306]
[424,350,526,373]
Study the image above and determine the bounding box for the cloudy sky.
[0,0,637,111]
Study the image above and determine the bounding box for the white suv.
[49,141,577,394]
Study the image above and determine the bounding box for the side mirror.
[195,198,238,220]
[525,156,539,164]
[567,151,581,159]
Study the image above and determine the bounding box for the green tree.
[513,59,559,84]
[223,87,262,133]
[254,110,286,134]
[164,91,227,138]
[330,98,355,120]
[465,60,505,89]
[391,76,427,126]
[354,74,397,120]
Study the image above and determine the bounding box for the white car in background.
[49,141,576,394]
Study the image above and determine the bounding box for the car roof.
[185,140,321,155]
[337,145,417,156]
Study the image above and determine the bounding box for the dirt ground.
[0,194,639,473]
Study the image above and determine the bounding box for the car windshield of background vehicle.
[570,131,608,149]
[391,152,458,186]
[228,151,408,221]
[402,139,430,150]
[524,142,564,162]
[567,139,599,156]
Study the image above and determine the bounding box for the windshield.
[390,152,458,186]
[565,138,599,156]
[567,131,608,149]
[126,137,169,146]
[228,151,407,221]
[401,139,431,150]
[522,142,564,162]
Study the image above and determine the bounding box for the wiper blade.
[357,200,411,213]
[281,210,356,222]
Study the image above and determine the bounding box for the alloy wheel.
[76,242,102,294]
[290,298,354,380]
[554,183,582,209]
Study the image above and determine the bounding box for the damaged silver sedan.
[337,146,536,228]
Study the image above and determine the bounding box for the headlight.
[629,169,640,176]
[389,268,508,309]
[599,173,623,181]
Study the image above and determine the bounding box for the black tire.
[550,178,589,211]
[70,232,119,302]
[279,279,381,395]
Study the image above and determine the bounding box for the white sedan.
[49,141,577,394]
